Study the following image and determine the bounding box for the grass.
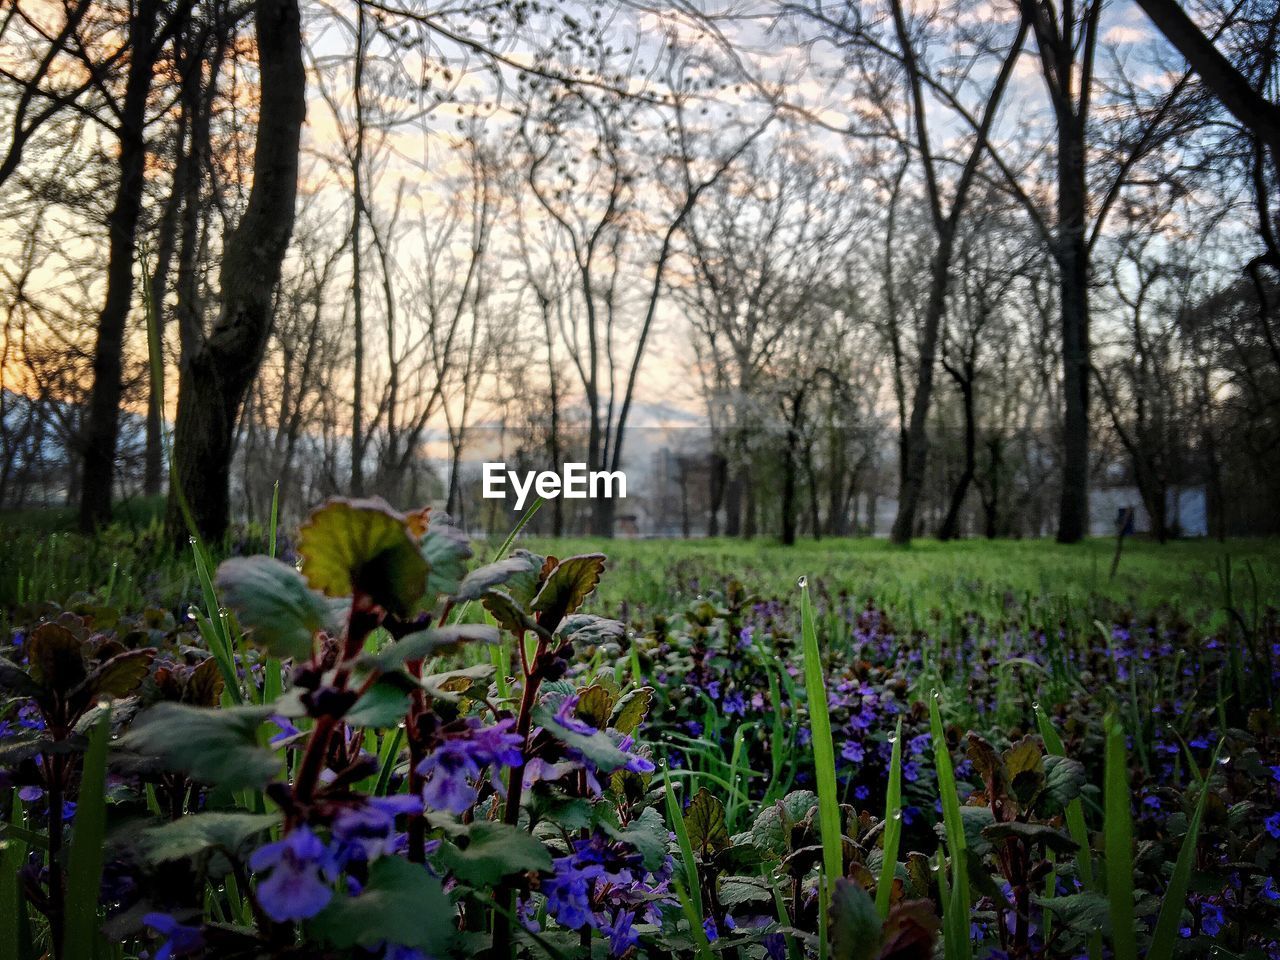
[527,536,1280,622]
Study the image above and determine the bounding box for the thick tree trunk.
[165,0,305,547]
[1056,118,1090,543]
[78,0,160,531]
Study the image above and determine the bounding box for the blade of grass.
[1104,714,1138,960]
[268,480,280,559]
[799,578,842,888]
[663,766,711,959]
[929,689,972,960]
[875,715,904,919]
[63,708,111,960]
[1036,704,1101,960]
[1035,705,1095,888]
[1149,740,1225,960]
[1,791,30,960]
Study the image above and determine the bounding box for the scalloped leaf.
[830,877,883,960]
[456,556,537,602]
[299,498,428,616]
[684,787,730,857]
[436,822,553,887]
[420,518,472,599]
[609,686,653,734]
[217,556,339,660]
[135,812,279,865]
[531,554,605,630]
[311,857,452,952]
[121,703,278,790]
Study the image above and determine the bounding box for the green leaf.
[532,555,605,629]
[135,813,279,865]
[481,590,536,635]
[346,677,412,728]
[216,556,338,660]
[609,686,653,735]
[0,658,42,699]
[76,648,155,701]
[604,806,668,872]
[311,857,453,952]
[420,520,472,599]
[1042,755,1087,811]
[683,788,730,857]
[457,556,537,601]
[26,622,86,693]
[121,702,279,790]
[829,877,883,960]
[558,614,625,645]
[1003,736,1045,808]
[369,625,498,671]
[982,821,1079,854]
[532,703,639,773]
[63,708,110,960]
[574,684,615,728]
[437,822,552,887]
[299,498,429,615]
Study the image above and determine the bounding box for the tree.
[165,0,306,545]
[77,0,164,530]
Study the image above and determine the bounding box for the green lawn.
[3,500,1278,630]
[520,535,1280,625]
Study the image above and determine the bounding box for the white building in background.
[1088,486,1208,537]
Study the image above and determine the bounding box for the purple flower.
[142,913,203,960]
[248,826,334,922]
[1265,812,1280,840]
[17,786,42,803]
[543,853,601,929]
[854,785,870,801]
[841,740,865,764]
[1262,877,1279,903]
[332,794,423,862]
[723,691,746,716]
[381,945,428,960]
[1201,901,1225,937]
[703,916,719,942]
[601,909,638,956]
[417,717,523,815]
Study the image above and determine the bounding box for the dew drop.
[796,576,808,589]
[186,604,199,621]
[1031,701,1041,712]
[891,810,903,822]
[1217,751,1231,766]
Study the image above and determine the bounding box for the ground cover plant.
[1,499,1279,960]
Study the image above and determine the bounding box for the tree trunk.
[165,0,305,547]
[890,229,956,544]
[78,0,160,531]
[938,376,976,540]
[1056,117,1090,543]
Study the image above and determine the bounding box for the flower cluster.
[536,831,672,956]
[417,716,523,814]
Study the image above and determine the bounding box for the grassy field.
[529,535,1280,622]
[3,504,1280,958]
[4,501,1278,626]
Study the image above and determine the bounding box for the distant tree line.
[0,0,1277,543]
